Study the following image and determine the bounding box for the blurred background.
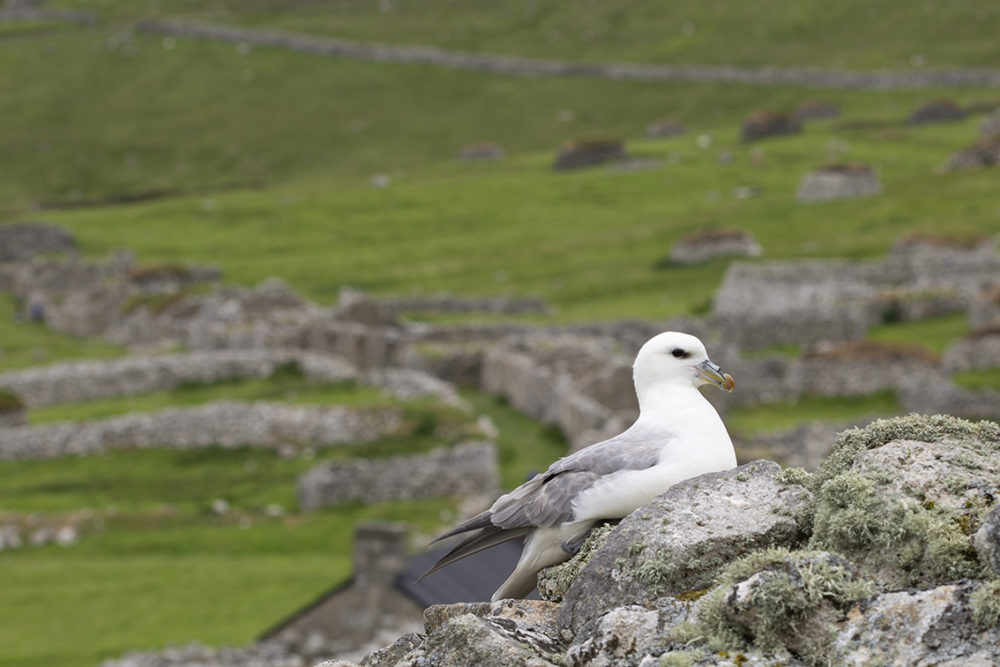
[1,1,1000,665]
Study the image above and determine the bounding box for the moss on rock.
[668,548,872,666]
[808,417,999,589]
[970,579,1000,628]
[815,414,1000,489]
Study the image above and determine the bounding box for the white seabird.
[420,331,737,601]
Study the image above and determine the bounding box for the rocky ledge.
[349,414,1000,666]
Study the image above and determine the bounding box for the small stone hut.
[796,163,882,203]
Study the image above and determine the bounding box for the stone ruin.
[667,228,762,265]
[712,237,1000,349]
[740,110,802,142]
[456,141,505,161]
[793,99,841,121]
[552,139,627,170]
[947,135,1000,170]
[644,119,686,138]
[0,222,76,262]
[909,98,967,125]
[795,163,882,203]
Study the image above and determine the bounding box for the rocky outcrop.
[355,415,1000,667]
[947,135,1000,170]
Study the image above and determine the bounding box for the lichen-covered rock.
[741,111,802,142]
[679,549,873,666]
[552,139,627,170]
[422,602,491,635]
[810,415,1000,589]
[796,164,882,203]
[396,614,558,666]
[829,581,1000,665]
[973,505,1000,575]
[359,633,423,666]
[566,600,689,667]
[555,460,813,632]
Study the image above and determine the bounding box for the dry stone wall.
[138,19,1000,90]
[0,401,403,460]
[297,441,499,510]
[713,245,1000,348]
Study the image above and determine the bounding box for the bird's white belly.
[569,445,736,523]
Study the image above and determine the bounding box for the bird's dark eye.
[671,348,689,359]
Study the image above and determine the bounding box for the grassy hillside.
[52,0,1000,70]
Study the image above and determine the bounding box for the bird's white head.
[632,332,735,409]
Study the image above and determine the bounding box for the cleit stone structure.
[347,414,1000,667]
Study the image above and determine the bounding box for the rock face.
[356,415,1000,667]
[796,163,882,203]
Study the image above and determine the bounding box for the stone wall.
[0,350,354,407]
[943,331,1000,371]
[0,401,403,460]
[297,441,499,510]
[137,20,1000,90]
[713,246,1000,348]
[379,294,550,316]
[0,350,460,409]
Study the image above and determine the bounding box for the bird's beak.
[695,359,735,392]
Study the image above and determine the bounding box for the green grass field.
[3,2,1000,664]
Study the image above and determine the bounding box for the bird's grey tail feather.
[416,525,530,582]
[426,509,494,545]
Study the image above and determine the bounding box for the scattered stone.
[909,98,967,125]
[667,228,762,265]
[741,111,802,142]
[554,460,813,632]
[946,135,1000,170]
[0,222,76,262]
[264,503,285,518]
[645,119,686,138]
[794,99,841,121]
[370,174,391,188]
[553,139,627,170]
[796,163,881,203]
[457,141,505,161]
[210,498,230,515]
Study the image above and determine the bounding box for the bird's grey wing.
[490,427,671,529]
